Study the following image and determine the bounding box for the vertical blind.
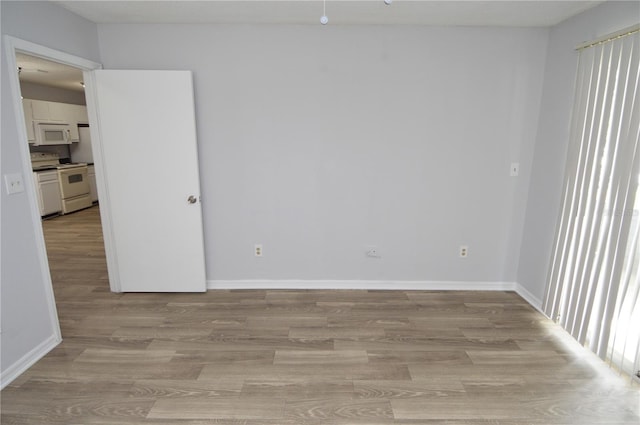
[544,26,640,378]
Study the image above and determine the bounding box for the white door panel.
[89,70,206,292]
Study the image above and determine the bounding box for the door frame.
[3,37,124,305]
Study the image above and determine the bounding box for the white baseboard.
[515,282,545,314]
[0,333,61,390]
[208,279,517,291]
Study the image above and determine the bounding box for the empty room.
[1,0,639,423]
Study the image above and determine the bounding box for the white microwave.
[33,122,71,145]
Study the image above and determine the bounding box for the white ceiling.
[55,0,606,27]
[16,53,85,92]
[17,0,607,92]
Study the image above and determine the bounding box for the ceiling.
[18,0,607,92]
[55,0,606,27]
[16,53,85,93]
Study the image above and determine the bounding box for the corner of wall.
[514,0,640,319]
[514,282,545,314]
[0,334,60,390]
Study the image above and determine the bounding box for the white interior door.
[87,70,206,292]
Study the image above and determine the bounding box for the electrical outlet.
[459,245,468,258]
[254,244,263,257]
[4,173,24,195]
[366,246,380,258]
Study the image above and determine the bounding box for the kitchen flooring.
[2,206,639,424]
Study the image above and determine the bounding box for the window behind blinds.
[544,26,640,379]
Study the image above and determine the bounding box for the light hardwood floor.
[2,206,639,424]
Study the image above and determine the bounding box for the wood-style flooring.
[2,206,639,424]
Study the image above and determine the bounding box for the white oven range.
[57,163,92,214]
[31,152,92,215]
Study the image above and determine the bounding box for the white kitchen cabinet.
[48,101,66,121]
[87,165,98,203]
[71,126,94,163]
[65,104,80,142]
[33,170,62,216]
[67,104,89,142]
[30,100,50,120]
[74,104,89,124]
[68,124,80,142]
[30,99,65,122]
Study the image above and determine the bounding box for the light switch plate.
[4,173,24,195]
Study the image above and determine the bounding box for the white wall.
[20,81,86,105]
[97,24,548,286]
[518,0,640,308]
[0,1,99,386]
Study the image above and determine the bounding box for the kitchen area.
[18,53,98,218]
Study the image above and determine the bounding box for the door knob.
[187,195,197,204]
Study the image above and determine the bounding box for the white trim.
[5,36,102,70]
[2,36,106,388]
[207,280,517,291]
[82,71,121,292]
[0,334,60,390]
[3,36,67,344]
[515,282,545,315]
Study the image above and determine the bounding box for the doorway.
[6,36,208,296]
[16,51,110,309]
[5,37,104,343]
